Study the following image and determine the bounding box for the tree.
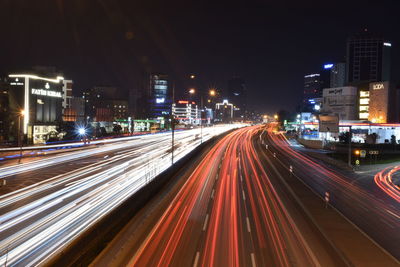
[113,124,122,135]
[339,132,351,143]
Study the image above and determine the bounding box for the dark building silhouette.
[346,30,391,84]
[227,77,247,119]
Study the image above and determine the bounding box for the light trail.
[129,126,334,266]
[263,124,400,261]
[0,124,242,266]
[374,167,400,203]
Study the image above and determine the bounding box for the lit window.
[360,98,369,105]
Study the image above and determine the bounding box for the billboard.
[319,115,339,133]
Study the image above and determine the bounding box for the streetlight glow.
[189,88,196,94]
[209,89,216,96]
[78,128,86,135]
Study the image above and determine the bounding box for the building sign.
[31,88,62,97]
[156,97,165,103]
[319,115,339,132]
[372,83,384,90]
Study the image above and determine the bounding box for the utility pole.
[348,126,352,167]
[200,95,203,144]
[171,82,175,165]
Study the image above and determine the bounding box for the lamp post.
[171,82,175,165]
[18,110,25,160]
[189,88,216,144]
[348,126,352,167]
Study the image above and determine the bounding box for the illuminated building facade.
[215,100,234,123]
[7,74,64,144]
[172,100,200,125]
[303,73,321,111]
[321,86,358,120]
[368,81,396,123]
[149,74,170,120]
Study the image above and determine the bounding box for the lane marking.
[386,209,400,219]
[203,214,209,231]
[216,173,219,181]
[246,217,251,232]
[251,253,256,267]
[211,189,215,199]
[242,190,246,201]
[380,218,395,229]
[193,251,200,267]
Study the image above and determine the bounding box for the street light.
[77,127,88,144]
[188,88,216,144]
[274,114,278,120]
[18,109,25,161]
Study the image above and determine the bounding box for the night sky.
[0,0,399,114]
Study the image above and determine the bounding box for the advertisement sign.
[318,115,339,133]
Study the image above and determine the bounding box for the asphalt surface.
[94,125,355,266]
[0,125,240,266]
[264,127,400,262]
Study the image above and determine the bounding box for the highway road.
[263,126,400,262]
[0,125,240,266]
[95,125,352,266]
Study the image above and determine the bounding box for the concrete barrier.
[297,137,323,149]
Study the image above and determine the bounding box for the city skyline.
[0,1,399,113]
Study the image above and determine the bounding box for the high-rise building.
[303,74,321,110]
[320,63,346,89]
[346,31,391,84]
[227,76,247,119]
[330,63,346,88]
[149,74,170,120]
[172,100,200,126]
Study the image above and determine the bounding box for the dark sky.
[0,0,399,114]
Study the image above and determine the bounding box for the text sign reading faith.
[31,88,62,98]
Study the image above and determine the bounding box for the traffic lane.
[129,131,233,266]
[0,127,225,181]
[271,132,399,205]
[263,130,400,260]
[0,141,170,232]
[0,139,160,197]
[199,128,255,267]
[254,134,356,266]
[90,131,230,267]
[242,129,343,266]
[0,148,170,266]
[0,126,242,266]
[0,135,170,180]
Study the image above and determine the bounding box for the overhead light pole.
[18,109,25,161]
[189,87,216,144]
[171,82,175,165]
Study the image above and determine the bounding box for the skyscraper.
[330,63,346,88]
[346,30,391,84]
[320,63,346,89]
[303,74,321,98]
[227,76,247,119]
[149,74,170,119]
